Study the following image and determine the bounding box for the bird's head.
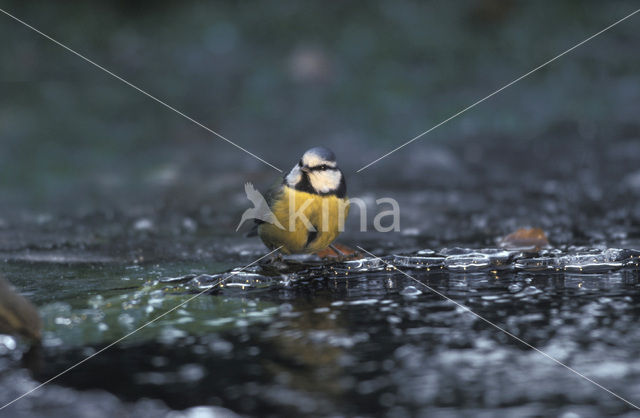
[285,146,346,197]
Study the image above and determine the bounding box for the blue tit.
[256,146,349,254]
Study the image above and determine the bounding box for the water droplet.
[400,286,422,296]
[508,283,523,293]
[391,255,444,269]
[0,335,17,352]
[444,253,491,271]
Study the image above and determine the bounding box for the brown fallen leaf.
[0,276,42,342]
[499,227,549,250]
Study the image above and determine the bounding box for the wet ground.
[2,1,640,417]
[2,245,640,417]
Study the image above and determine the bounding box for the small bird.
[253,146,349,255]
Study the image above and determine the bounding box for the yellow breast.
[258,185,349,254]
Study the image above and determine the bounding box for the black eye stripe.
[309,164,337,171]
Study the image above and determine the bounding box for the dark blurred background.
[2,3,640,417]
[1,0,639,262]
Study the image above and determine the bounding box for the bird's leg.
[265,251,284,264]
[329,243,347,257]
[261,250,294,273]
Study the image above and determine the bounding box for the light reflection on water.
[1,247,639,417]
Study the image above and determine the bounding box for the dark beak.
[300,166,311,173]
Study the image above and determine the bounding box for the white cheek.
[286,165,302,186]
[309,171,341,193]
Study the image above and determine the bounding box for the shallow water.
[2,247,640,417]
[2,1,640,416]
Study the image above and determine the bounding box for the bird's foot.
[260,252,291,271]
[264,252,283,264]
